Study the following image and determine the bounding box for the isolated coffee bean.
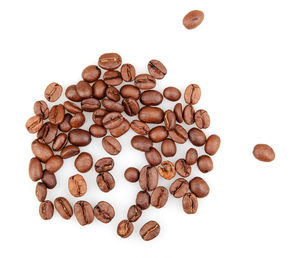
[52,133,68,151]
[134,74,156,89]
[145,147,162,166]
[81,65,101,83]
[44,82,63,102]
[189,177,210,198]
[92,80,107,99]
[161,139,176,157]
[29,157,43,181]
[139,165,159,191]
[169,178,189,198]
[75,152,93,173]
[69,112,85,128]
[168,125,188,144]
[188,128,206,146]
[163,87,181,101]
[41,170,57,189]
[31,139,54,163]
[103,70,123,86]
[183,105,195,125]
[59,113,73,132]
[131,135,153,152]
[151,186,168,208]
[183,10,204,29]
[110,119,130,137]
[186,148,198,165]
[96,172,115,192]
[182,193,198,214]
[45,155,63,173]
[164,110,176,130]
[174,103,183,123]
[81,98,101,112]
[63,101,81,114]
[184,84,201,104]
[89,124,107,138]
[98,53,122,70]
[136,191,151,210]
[140,221,160,241]
[253,144,275,162]
[34,100,49,119]
[124,167,139,183]
[54,197,73,219]
[122,97,139,116]
[194,109,210,129]
[95,157,114,172]
[148,60,167,79]
[35,182,47,202]
[49,104,65,125]
[26,115,43,133]
[37,122,58,144]
[138,106,164,124]
[106,86,120,101]
[205,134,221,155]
[140,90,163,106]
[130,120,150,135]
[117,220,134,238]
[102,112,123,129]
[120,84,140,99]
[197,155,213,173]
[76,81,93,99]
[60,145,80,159]
[94,201,115,223]
[175,159,191,177]
[102,99,124,113]
[149,126,168,142]
[93,109,109,125]
[102,136,121,155]
[127,205,142,222]
[65,85,82,102]
[39,200,54,220]
[68,129,91,146]
[68,174,87,197]
[74,201,94,226]
[120,64,136,82]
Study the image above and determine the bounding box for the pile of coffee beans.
[26,53,221,241]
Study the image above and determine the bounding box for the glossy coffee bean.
[110,119,130,137]
[174,103,183,123]
[92,80,107,99]
[140,90,163,106]
[75,152,93,173]
[120,64,136,82]
[127,205,142,222]
[49,104,65,125]
[58,113,73,132]
[136,191,151,210]
[163,87,181,101]
[95,157,114,172]
[188,128,206,146]
[117,220,133,238]
[98,53,122,70]
[145,147,162,166]
[186,148,198,165]
[183,105,195,125]
[102,112,123,129]
[102,99,124,113]
[68,129,91,146]
[175,159,191,177]
[45,155,63,173]
[41,170,57,189]
[37,122,58,144]
[169,178,189,198]
[52,133,68,151]
[183,10,204,29]
[89,124,107,138]
[139,165,159,191]
[194,109,210,129]
[44,82,63,102]
[103,70,122,86]
[253,144,275,162]
[149,126,168,142]
[140,221,160,241]
[120,85,140,99]
[184,84,201,104]
[148,59,167,79]
[134,74,156,89]
[130,120,150,135]
[158,161,176,180]
[102,136,121,155]
[31,139,54,163]
[164,110,176,130]
[34,100,49,119]
[26,115,43,133]
[60,145,80,159]
[168,125,188,144]
[131,135,153,152]
[74,201,94,226]
[81,65,101,83]
[182,193,198,214]
[189,177,210,198]
[96,172,115,192]
[161,139,176,157]
[35,182,47,202]
[122,97,139,116]
[124,167,139,183]
[65,85,82,102]
[138,106,164,124]
[29,157,43,181]
[68,174,87,197]
[76,81,93,99]
[205,134,221,155]
[54,197,73,219]
[92,109,108,125]
[106,86,120,101]
[94,201,115,223]
[197,155,213,173]
[39,200,54,220]
[69,112,85,128]
[81,98,101,112]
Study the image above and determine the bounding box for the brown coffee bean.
[188,128,206,146]
[89,124,107,138]
[31,139,54,163]
[184,84,201,104]
[183,10,204,29]
[140,90,163,106]
[194,109,210,129]
[74,201,94,226]
[102,99,125,113]
[120,85,140,99]
[82,65,101,83]
[69,112,85,128]
[197,155,213,173]
[110,119,130,137]
[183,105,195,125]
[117,220,133,238]
[182,193,198,214]
[127,205,142,222]
[41,170,57,189]
[130,120,150,135]
[106,86,120,101]
[161,139,176,157]
[163,87,181,101]
[57,113,71,132]
[186,148,198,165]
[45,155,63,173]
[94,201,115,223]
[103,70,123,86]
[131,135,153,152]
[175,159,191,177]
[148,60,167,79]
[168,125,188,144]
[139,165,159,191]
[205,134,221,155]
[34,100,49,119]
[37,122,58,144]
[35,182,47,202]
[60,145,80,159]
[75,152,93,173]
[81,98,101,112]
[253,144,275,162]
[92,80,107,99]
[190,177,210,198]
[65,85,82,102]
[149,126,168,142]
[95,157,114,172]
[134,74,156,89]
[136,191,150,210]
[122,97,139,116]
[102,112,123,129]
[174,103,183,123]
[44,82,63,102]
[96,172,115,192]
[120,64,136,82]
[49,104,65,125]
[54,197,73,219]
[169,178,189,198]
[26,115,43,134]
[124,167,139,183]
[92,109,108,125]
[138,106,164,124]
[52,133,68,151]
[76,81,92,99]
[158,161,176,180]
[68,129,91,146]
[63,101,81,114]
[98,53,122,70]
[140,221,160,241]
[164,110,176,130]
[68,174,87,197]
[102,136,122,155]
[29,157,43,181]
[39,200,54,220]
[145,147,162,166]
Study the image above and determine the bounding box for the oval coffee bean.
[92,109,108,125]
[138,106,164,124]
[102,112,123,129]
[164,110,176,130]
[52,133,68,151]
[54,197,73,219]
[31,139,54,163]
[136,191,151,210]
[60,145,80,159]
[194,109,210,129]
[109,119,130,137]
[96,172,115,192]
[39,200,54,220]
[74,201,94,226]
[127,205,142,222]
[68,174,87,197]
[149,126,168,142]
[94,201,115,223]
[69,112,85,128]
[145,147,162,166]
[184,84,201,104]
[45,155,63,173]
[102,99,124,113]
[169,178,189,198]
[134,74,156,89]
[140,221,160,241]
[26,115,43,133]
[139,165,159,191]
[98,53,122,70]
[89,124,107,138]
[35,182,47,202]
[120,84,140,99]
[158,161,176,180]
[92,80,107,99]
[106,86,120,101]
[175,159,191,177]
[183,105,195,125]
[103,70,123,86]
[168,125,188,144]
[140,90,163,106]
[29,157,43,181]
[124,167,139,183]
[75,152,93,173]
[122,97,139,116]
[49,104,65,125]
[34,100,49,119]
[120,64,136,82]
[117,220,134,238]
[64,101,81,114]
[197,155,213,173]
[186,148,198,165]
[44,82,63,102]
[183,10,204,29]
[37,122,58,144]
[188,128,206,146]
[131,135,153,152]
[76,81,93,99]
[81,98,101,112]
[253,144,275,162]
[65,85,82,102]
[189,177,210,198]
[182,193,198,214]
[95,157,114,172]
[81,65,101,83]
[130,120,150,135]
[148,59,167,79]
[174,103,183,123]
[163,87,181,101]
[68,129,91,146]
[205,134,221,155]
[58,113,73,132]
[41,170,57,189]
[102,136,121,155]
[161,139,176,157]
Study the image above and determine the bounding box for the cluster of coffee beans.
[26,52,220,241]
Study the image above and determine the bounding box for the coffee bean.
[92,80,107,99]
[140,221,160,241]
[183,105,195,125]
[110,119,130,137]
[138,106,164,124]
[186,148,198,165]
[69,112,85,128]
[89,124,107,138]
[44,82,63,102]
[49,104,65,125]
[149,126,168,142]
[124,167,139,183]
[117,220,133,238]
[189,177,210,198]
[76,81,93,99]
[161,139,176,157]
[134,74,156,89]
[29,157,43,181]
[188,128,206,146]
[175,159,191,177]
[98,53,122,70]
[253,144,275,162]
[122,97,139,116]
[68,129,91,146]
[31,139,54,163]
[130,120,150,135]
[75,152,93,173]
[68,174,87,197]
[95,157,114,172]
[58,113,73,132]
[148,60,167,79]
[65,85,82,102]
[102,99,125,113]
[26,115,43,133]
[106,86,120,101]
[45,155,63,173]
[136,191,150,210]
[34,100,49,119]
[52,133,68,151]
[194,109,210,129]
[197,155,213,173]
[145,147,162,166]
[182,193,198,214]
[139,165,159,191]
[164,110,176,130]
[60,145,80,159]
[37,122,58,144]
[103,70,123,86]
[41,170,57,189]
[102,112,123,129]
[120,85,140,99]
[35,182,47,202]
[92,109,108,125]
[102,136,121,155]
[205,134,221,155]
[151,186,168,208]
[131,135,153,152]
[174,103,183,123]
[140,90,163,106]
[168,125,188,144]
[63,101,81,114]
[39,200,54,220]
[184,84,201,104]
[81,65,101,83]
[183,10,204,29]
[120,64,136,82]
[94,201,115,223]
[54,197,73,219]
[81,98,101,112]
[127,205,142,222]
[74,201,94,226]
[169,178,189,198]
[158,161,176,180]
[96,172,115,192]
[163,87,181,101]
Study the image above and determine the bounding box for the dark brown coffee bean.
[138,106,164,124]
[41,170,57,189]
[175,159,191,177]
[182,193,198,214]
[31,139,54,163]
[59,113,73,132]
[45,155,63,173]
[96,172,115,192]
[134,74,156,89]
[183,10,204,29]
[34,100,49,119]
[26,115,43,134]
[149,126,168,142]
[194,109,210,129]
[89,124,107,138]
[161,139,176,157]
[102,99,124,113]
[68,174,87,197]
[95,157,114,172]
[140,90,163,106]
[163,87,181,101]
[63,101,81,114]
[148,59,167,79]
[158,161,176,180]
[52,133,68,151]
[136,191,150,210]
[68,129,91,146]
[82,65,101,83]
[94,201,115,223]
[130,120,150,135]
[124,167,139,182]
[75,152,93,173]
[197,155,213,173]
[109,119,130,137]
[49,104,65,125]
[184,84,201,104]
[188,128,206,146]
[127,205,142,222]
[102,136,121,155]
[69,112,85,128]
[92,80,107,99]
[29,157,43,181]
[102,112,123,129]
[92,109,108,125]
[168,125,188,144]
[183,105,195,125]
[106,86,120,101]
[145,147,162,166]
[169,178,189,198]
[140,221,160,241]
[103,70,123,86]
[186,148,198,165]
[122,97,139,116]
[120,64,136,82]
[44,82,63,102]
[174,103,183,123]
[74,201,94,226]
[35,182,47,202]
[120,85,140,99]
[164,110,176,130]
[139,165,159,191]
[253,144,275,162]
[60,145,80,159]
[76,81,93,99]
[151,186,168,208]
[39,200,54,220]
[54,197,73,219]
[190,177,210,198]
[131,135,153,152]
[37,122,58,144]
[81,98,101,112]
[117,220,133,238]
[65,85,82,102]
[98,53,122,70]
[205,134,221,155]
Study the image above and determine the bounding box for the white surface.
[0,0,299,257]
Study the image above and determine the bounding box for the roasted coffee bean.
[120,64,136,82]
[148,60,167,79]
[194,109,210,129]
[39,201,54,220]
[122,97,139,116]
[68,129,91,146]
[161,139,176,157]
[41,170,57,189]
[59,113,73,132]
[158,161,176,180]
[44,82,63,102]
[49,104,65,125]
[81,98,101,112]
[60,145,80,159]
[81,65,101,83]
[92,109,108,125]
[98,53,122,70]
[96,172,115,192]
[76,81,93,99]
[31,139,54,163]
[124,167,139,183]
[174,103,183,123]
[197,155,213,173]
[164,110,176,130]
[106,86,120,101]
[89,124,107,138]
[75,152,93,173]
[188,128,206,146]
[175,159,191,177]
[205,134,221,155]
[29,157,43,181]
[139,165,159,191]
[34,100,49,119]
[182,193,198,214]
[94,201,115,223]
[65,85,82,102]
[136,191,150,210]
[189,177,210,198]
[127,205,142,222]
[45,155,63,173]
[184,84,201,104]
[149,126,168,142]
[117,220,133,238]
[26,115,43,133]
[102,99,124,113]
[168,125,188,144]
[69,112,85,128]
[68,174,87,197]
[103,70,123,86]
[130,120,150,135]
[253,144,275,162]
[138,106,164,124]
[95,157,114,172]
[169,178,189,198]
[109,118,130,137]
[140,221,160,241]
[35,182,47,202]
[183,105,195,125]
[151,186,168,208]
[131,135,153,152]
[102,112,123,129]
[186,148,198,165]
[92,80,107,99]
[145,147,162,166]
[102,136,122,155]
[64,101,82,114]
[120,85,140,99]
[54,197,73,219]
[140,90,163,106]
[163,87,181,101]
[37,122,58,144]
[52,133,68,151]
[134,74,156,89]
[183,10,204,29]
[74,201,94,226]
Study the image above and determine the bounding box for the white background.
[0,0,300,257]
